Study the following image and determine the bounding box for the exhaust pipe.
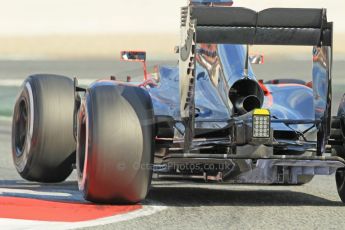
[229,79,264,115]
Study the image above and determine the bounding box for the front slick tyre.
[77,83,154,204]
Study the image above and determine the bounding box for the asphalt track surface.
[1,60,345,229]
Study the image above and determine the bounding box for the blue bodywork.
[148,44,315,134]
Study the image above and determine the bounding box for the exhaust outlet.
[229,79,264,115]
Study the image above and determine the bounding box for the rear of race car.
[153,2,345,201]
[10,1,345,204]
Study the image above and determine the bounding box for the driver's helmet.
[190,0,233,6]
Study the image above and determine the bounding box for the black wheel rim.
[14,98,29,157]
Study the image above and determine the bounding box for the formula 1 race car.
[11,0,345,204]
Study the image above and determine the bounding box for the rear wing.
[179,6,334,154]
[182,6,332,46]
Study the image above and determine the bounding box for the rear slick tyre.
[12,75,76,183]
[336,169,345,203]
[77,83,154,204]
